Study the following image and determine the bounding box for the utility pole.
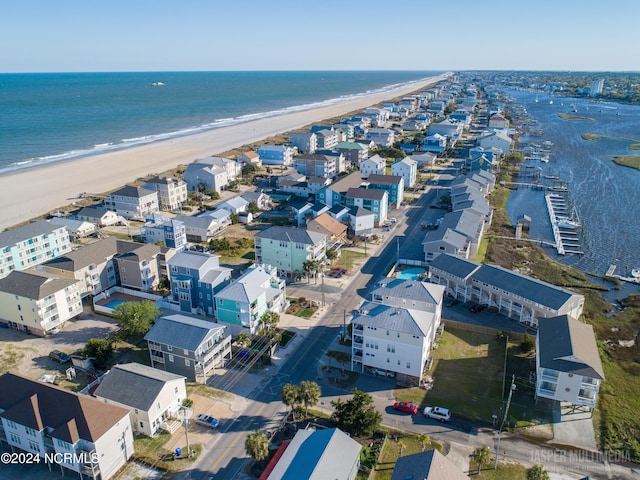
[343,309,347,339]
[501,334,509,400]
[495,374,516,469]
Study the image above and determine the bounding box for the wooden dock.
[606,264,617,277]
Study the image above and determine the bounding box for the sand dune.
[0,74,447,231]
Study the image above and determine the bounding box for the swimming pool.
[396,268,426,281]
[103,298,127,309]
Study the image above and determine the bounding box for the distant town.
[1,72,638,480]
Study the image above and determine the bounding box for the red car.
[393,401,418,414]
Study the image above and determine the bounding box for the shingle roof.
[0,373,129,443]
[0,220,64,248]
[215,265,275,304]
[255,226,326,245]
[473,264,578,310]
[346,187,386,201]
[44,237,118,271]
[109,185,156,198]
[0,270,78,300]
[168,251,220,271]
[367,174,403,186]
[428,253,480,279]
[538,316,604,379]
[94,363,185,411]
[144,314,226,352]
[326,172,368,193]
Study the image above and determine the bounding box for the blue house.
[167,251,232,315]
[141,213,187,250]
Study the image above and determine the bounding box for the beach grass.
[558,113,595,121]
[612,155,640,170]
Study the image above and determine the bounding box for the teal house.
[213,264,287,336]
[254,226,327,277]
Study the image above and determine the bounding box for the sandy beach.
[0,74,447,231]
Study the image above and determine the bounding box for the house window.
[175,387,179,394]
[6,420,16,429]
[406,361,411,369]
[140,422,144,429]
[168,355,174,362]
[28,441,40,452]
[25,427,37,436]
[56,438,69,449]
[9,434,21,444]
[157,402,161,410]
[185,359,190,366]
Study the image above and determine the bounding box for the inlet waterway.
[500,89,640,293]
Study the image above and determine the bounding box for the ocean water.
[503,89,640,279]
[0,71,441,173]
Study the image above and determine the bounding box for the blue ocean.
[0,71,440,173]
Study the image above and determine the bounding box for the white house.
[216,196,249,215]
[391,157,418,188]
[0,270,82,336]
[359,155,386,176]
[477,130,512,154]
[174,214,226,242]
[143,175,188,211]
[183,160,229,193]
[0,372,134,480]
[488,113,509,129]
[535,315,604,409]
[93,363,187,437]
[73,207,122,227]
[365,128,395,147]
[104,185,159,220]
[49,217,97,240]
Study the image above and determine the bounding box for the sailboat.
[535,94,539,103]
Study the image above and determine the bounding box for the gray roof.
[144,314,226,352]
[168,251,220,271]
[367,174,403,186]
[349,206,373,217]
[144,175,184,186]
[109,185,156,198]
[428,253,480,279]
[422,227,468,249]
[354,302,433,337]
[93,363,185,411]
[473,264,578,310]
[391,449,468,480]
[215,265,274,304]
[174,214,217,229]
[438,209,483,239]
[346,187,386,201]
[49,217,95,232]
[255,226,326,245]
[373,278,444,305]
[44,237,118,271]
[115,242,161,262]
[0,220,64,248]
[326,172,368,193]
[75,207,114,220]
[538,316,604,380]
[0,270,78,300]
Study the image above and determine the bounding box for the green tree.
[471,446,491,473]
[418,433,430,452]
[245,430,269,461]
[236,332,251,348]
[114,300,160,336]
[325,247,338,263]
[527,465,550,480]
[299,381,321,416]
[248,201,260,214]
[331,388,382,437]
[230,213,240,224]
[302,259,316,283]
[260,311,280,338]
[281,383,301,420]
[326,350,351,373]
[209,238,231,251]
[83,338,113,370]
[520,333,535,353]
[242,163,258,177]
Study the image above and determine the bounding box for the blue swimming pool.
[103,298,127,309]
[396,268,426,281]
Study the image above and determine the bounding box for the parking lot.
[0,308,119,381]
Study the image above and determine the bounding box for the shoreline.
[0,74,447,231]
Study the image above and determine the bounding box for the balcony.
[353,335,363,344]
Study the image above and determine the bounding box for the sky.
[1,0,639,73]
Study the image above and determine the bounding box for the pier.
[545,192,584,255]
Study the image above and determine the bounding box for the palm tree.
[236,332,251,349]
[326,350,351,373]
[299,380,321,416]
[245,430,269,462]
[418,434,430,452]
[471,446,491,473]
[527,465,550,480]
[281,383,300,421]
[397,440,406,457]
[302,259,315,283]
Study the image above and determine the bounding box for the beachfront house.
[183,161,228,193]
[237,150,261,166]
[48,217,97,241]
[359,155,386,176]
[409,152,438,170]
[104,185,159,220]
[140,213,187,251]
[314,129,340,150]
[241,191,271,210]
[428,254,584,328]
[365,128,395,147]
[257,145,296,166]
[216,196,249,215]
[391,157,417,188]
[0,269,82,336]
[289,131,318,154]
[213,264,287,337]
[167,251,232,315]
[367,174,404,209]
[93,363,187,437]
[0,373,134,480]
[144,314,232,383]
[535,315,604,409]
[0,220,73,280]
[174,214,225,242]
[294,153,339,179]
[143,175,188,211]
[73,207,123,227]
[254,226,327,277]
[261,427,361,480]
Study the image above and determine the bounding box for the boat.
[631,269,640,279]
[557,218,580,229]
[151,82,165,87]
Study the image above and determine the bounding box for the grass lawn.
[296,307,315,318]
[394,328,550,427]
[474,462,528,479]
[279,329,296,347]
[133,433,203,472]
[360,434,442,480]
[187,382,232,399]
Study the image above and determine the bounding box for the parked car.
[49,350,71,364]
[423,406,451,422]
[393,402,419,415]
[195,414,219,429]
[445,297,459,307]
[470,304,486,313]
[375,368,395,378]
